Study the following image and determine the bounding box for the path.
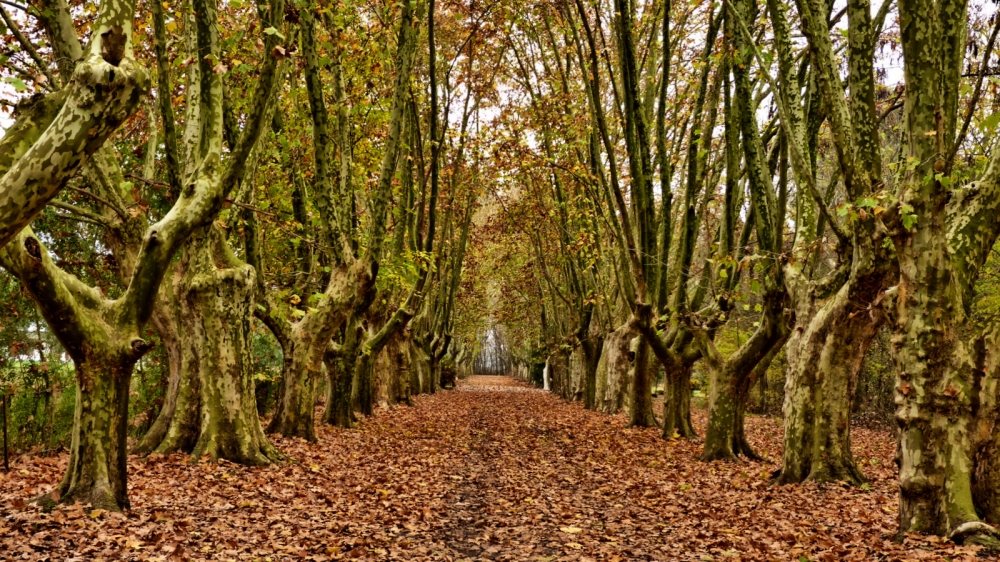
[0,376,985,560]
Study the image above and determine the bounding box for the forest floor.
[0,375,989,561]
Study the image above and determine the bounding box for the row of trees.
[5,0,1000,547]
[0,0,488,511]
[451,0,1000,546]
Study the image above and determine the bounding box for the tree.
[0,0,278,509]
[0,0,148,248]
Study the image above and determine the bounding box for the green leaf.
[4,77,27,92]
[981,113,1000,132]
[263,26,285,40]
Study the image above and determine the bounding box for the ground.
[0,376,988,561]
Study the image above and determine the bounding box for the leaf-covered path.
[0,376,985,561]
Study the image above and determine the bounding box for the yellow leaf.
[560,526,583,534]
[565,542,583,549]
[89,509,105,519]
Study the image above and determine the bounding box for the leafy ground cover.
[0,376,986,561]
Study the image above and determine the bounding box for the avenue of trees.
[2,0,1000,547]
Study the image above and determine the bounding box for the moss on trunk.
[47,354,136,511]
[661,358,696,439]
[629,337,657,428]
[137,230,280,464]
[777,278,880,485]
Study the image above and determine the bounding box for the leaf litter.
[0,375,987,560]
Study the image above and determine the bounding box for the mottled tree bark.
[660,351,697,439]
[140,229,280,464]
[598,323,636,414]
[887,0,1000,543]
[0,0,148,248]
[778,264,884,484]
[700,300,787,461]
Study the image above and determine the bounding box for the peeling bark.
[700,300,787,462]
[598,323,636,414]
[140,229,280,464]
[777,263,885,484]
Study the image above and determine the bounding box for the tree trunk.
[410,337,432,394]
[777,279,880,485]
[390,332,413,405]
[549,351,570,400]
[44,354,135,511]
[353,351,375,417]
[137,231,279,464]
[701,366,748,460]
[662,356,697,439]
[133,285,188,454]
[890,265,995,539]
[629,337,657,427]
[973,432,1000,525]
[582,333,603,409]
[600,323,636,414]
[700,302,787,461]
[322,345,357,429]
[570,347,586,401]
[266,339,321,440]
[263,263,361,440]
[184,251,279,464]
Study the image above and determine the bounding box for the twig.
[224,199,284,220]
[64,185,129,221]
[0,0,31,12]
[946,14,1000,173]
[125,173,170,189]
[51,212,111,229]
[50,199,116,228]
[0,4,58,87]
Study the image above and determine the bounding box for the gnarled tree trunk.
[137,230,280,464]
[599,323,636,414]
[778,267,883,484]
[661,351,697,439]
[699,300,787,461]
[54,348,142,510]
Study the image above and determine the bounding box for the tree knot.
[130,338,155,357]
[24,237,42,260]
[100,25,127,67]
